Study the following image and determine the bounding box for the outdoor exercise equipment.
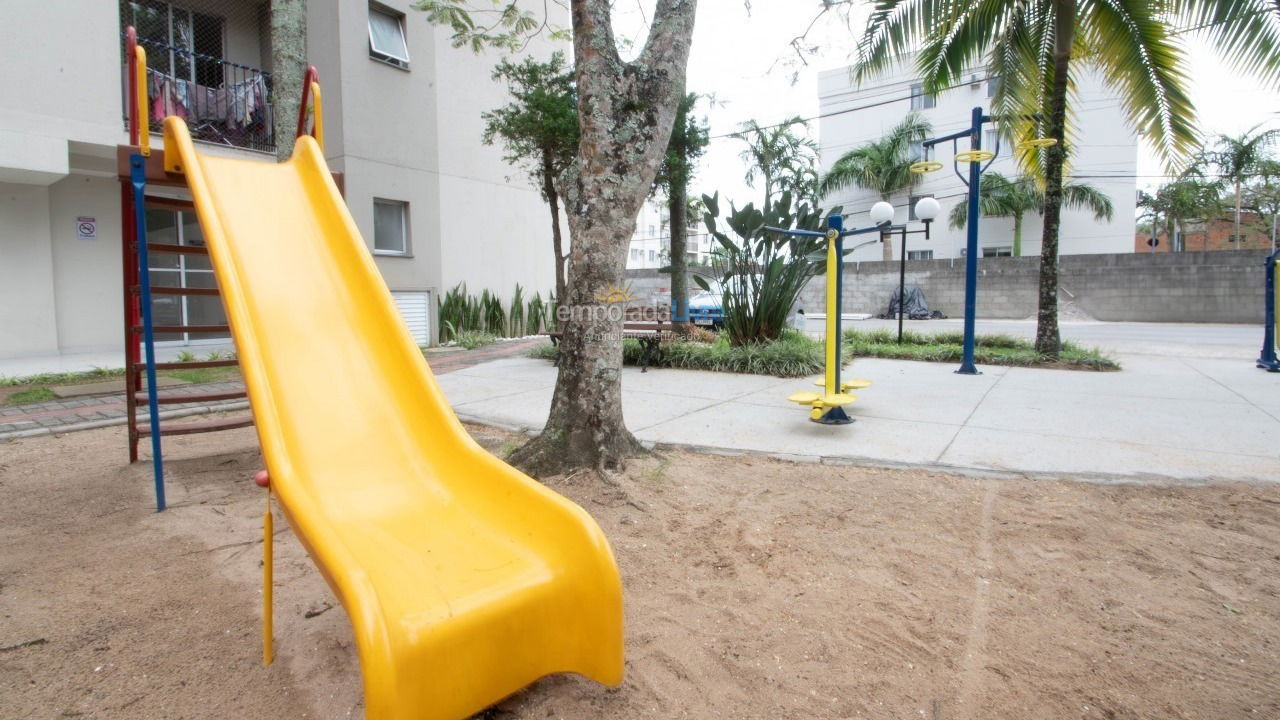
[882,197,941,342]
[1257,248,1280,371]
[120,34,623,720]
[919,107,1056,375]
[767,205,893,424]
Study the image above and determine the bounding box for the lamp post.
[882,196,940,343]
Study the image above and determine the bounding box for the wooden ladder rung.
[144,243,208,255]
[131,324,230,334]
[137,415,253,437]
[147,286,221,297]
[134,389,246,404]
[134,359,238,371]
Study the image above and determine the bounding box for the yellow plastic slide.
[161,118,623,719]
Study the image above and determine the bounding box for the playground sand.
[2,418,1279,719]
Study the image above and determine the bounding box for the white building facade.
[0,0,564,365]
[626,196,713,270]
[817,61,1138,262]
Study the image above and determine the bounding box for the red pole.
[126,26,138,146]
[295,65,319,139]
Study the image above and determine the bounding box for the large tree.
[269,0,307,160]
[947,171,1113,257]
[653,92,709,328]
[482,52,579,305]
[854,0,1280,356]
[419,0,698,475]
[818,112,931,261]
[734,117,820,208]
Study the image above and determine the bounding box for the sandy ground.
[2,418,1279,719]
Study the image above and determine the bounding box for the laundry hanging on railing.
[146,68,269,133]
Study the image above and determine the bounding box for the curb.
[0,400,251,441]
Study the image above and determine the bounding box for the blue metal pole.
[1258,249,1280,371]
[824,214,852,424]
[957,106,984,375]
[131,154,166,511]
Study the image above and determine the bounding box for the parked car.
[676,290,725,327]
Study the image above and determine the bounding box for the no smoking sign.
[77,216,96,240]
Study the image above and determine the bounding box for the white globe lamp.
[913,196,941,223]
[869,201,895,226]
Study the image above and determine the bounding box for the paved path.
[436,352,1280,483]
[0,339,544,439]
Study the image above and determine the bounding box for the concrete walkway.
[437,352,1280,483]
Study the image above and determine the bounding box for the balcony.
[120,0,275,154]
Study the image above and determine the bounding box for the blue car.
[674,290,724,327]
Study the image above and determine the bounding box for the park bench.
[546,306,674,372]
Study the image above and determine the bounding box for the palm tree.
[948,172,1113,257]
[854,0,1280,356]
[733,117,819,207]
[1139,176,1223,251]
[1199,124,1279,248]
[819,112,932,261]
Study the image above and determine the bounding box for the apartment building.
[626,195,712,270]
[817,60,1139,262]
[0,0,564,364]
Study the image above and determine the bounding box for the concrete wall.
[626,250,1270,324]
[0,183,58,357]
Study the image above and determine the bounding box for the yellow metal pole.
[263,488,273,666]
[134,47,150,157]
[825,233,837,397]
[310,81,324,151]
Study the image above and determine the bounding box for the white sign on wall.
[76,216,97,240]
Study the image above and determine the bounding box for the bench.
[546,306,675,372]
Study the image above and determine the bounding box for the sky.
[608,1,1279,214]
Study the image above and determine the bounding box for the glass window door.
[145,207,230,345]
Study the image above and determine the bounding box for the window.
[631,248,641,260]
[368,4,410,68]
[984,128,1011,157]
[909,141,924,162]
[982,246,1013,257]
[987,76,1000,98]
[910,83,936,111]
[648,224,656,237]
[649,250,656,261]
[908,194,934,221]
[907,250,934,260]
[373,199,409,255]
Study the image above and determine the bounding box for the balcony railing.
[122,35,274,153]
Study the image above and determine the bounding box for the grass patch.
[842,328,1120,371]
[6,387,57,405]
[0,366,123,387]
[163,366,241,384]
[530,330,825,377]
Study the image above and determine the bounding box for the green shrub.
[527,292,547,335]
[841,328,1119,370]
[531,329,824,377]
[509,284,526,337]
[455,330,499,350]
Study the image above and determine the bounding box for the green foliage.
[949,171,1113,256]
[481,51,578,199]
[842,328,1119,371]
[412,1,568,53]
[733,117,819,207]
[0,366,121,387]
[509,284,526,337]
[175,350,198,363]
[455,330,499,350]
[654,93,710,195]
[531,330,826,377]
[480,290,506,336]
[526,292,548,335]
[699,191,836,346]
[819,112,931,200]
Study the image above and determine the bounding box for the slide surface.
[162,118,623,720]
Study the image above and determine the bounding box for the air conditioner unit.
[969,74,982,88]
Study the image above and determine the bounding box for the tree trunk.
[1033,0,1076,358]
[269,0,307,161]
[668,185,689,328]
[508,0,697,477]
[543,149,568,309]
[1013,212,1023,257]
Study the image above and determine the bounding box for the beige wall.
[0,183,58,358]
[50,175,124,353]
